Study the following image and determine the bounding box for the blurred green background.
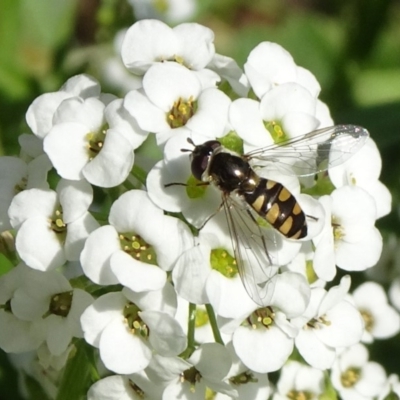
[0,0,399,398]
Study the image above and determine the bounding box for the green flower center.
[230,371,257,385]
[48,291,73,317]
[119,233,157,265]
[152,0,168,13]
[306,315,331,329]
[360,309,374,332]
[247,306,275,329]
[287,390,315,400]
[210,248,238,278]
[167,97,197,128]
[86,125,107,159]
[128,380,145,398]
[50,207,67,243]
[219,131,244,154]
[181,366,202,389]
[14,177,27,194]
[186,174,208,199]
[341,367,361,388]
[124,302,149,338]
[264,121,288,143]
[332,218,345,241]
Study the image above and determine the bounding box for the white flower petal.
[80,292,126,347]
[83,130,134,188]
[26,92,72,138]
[121,19,178,74]
[57,179,93,223]
[80,225,121,285]
[43,122,89,180]
[233,326,293,373]
[141,310,187,356]
[100,318,152,374]
[295,329,335,369]
[16,217,65,271]
[111,250,167,292]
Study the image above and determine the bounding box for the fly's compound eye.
[190,140,221,180]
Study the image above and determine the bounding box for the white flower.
[43,96,145,188]
[0,264,44,353]
[352,281,400,342]
[379,374,400,400]
[81,189,191,291]
[206,53,250,97]
[291,275,364,370]
[329,137,391,218]
[8,179,99,271]
[0,154,51,232]
[331,343,387,400]
[214,342,270,400]
[11,269,93,356]
[230,83,319,149]
[87,370,165,400]
[26,74,101,139]
[389,277,400,312]
[121,19,215,75]
[272,361,325,400]
[244,42,320,99]
[228,273,309,374]
[124,62,230,145]
[146,343,238,399]
[313,186,382,280]
[80,284,186,374]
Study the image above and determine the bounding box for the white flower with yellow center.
[124,62,230,146]
[331,343,387,400]
[80,284,186,374]
[145,343,238,399]
[272,361,325,400]
[8,179,99,271]
[26,74,101,140]
[244,41,321,99]
[291,276,364,370]
[329,137,392,219]
[43,96,146,188]
[352,281,400,343]
[313,186,382,280]
[80,189,191,292]
[230,82,319,150]
[121,19,215,75]
[11,268,93,356]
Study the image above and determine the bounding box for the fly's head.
[182,138,221,181]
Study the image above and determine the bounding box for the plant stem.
[206,303,224,345]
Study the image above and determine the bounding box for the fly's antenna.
[180,137,196,153]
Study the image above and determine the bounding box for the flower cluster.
[0,19,398,400]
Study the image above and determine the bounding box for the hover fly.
[165,125,369,306]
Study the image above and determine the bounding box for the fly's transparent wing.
[245,125,369,177]
[222,192,279,307]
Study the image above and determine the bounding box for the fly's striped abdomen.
[243,178,307,239]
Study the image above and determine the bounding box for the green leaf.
[56,340,99,400]
[20,0,78,50]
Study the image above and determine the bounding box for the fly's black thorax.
[208,152,259,193]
